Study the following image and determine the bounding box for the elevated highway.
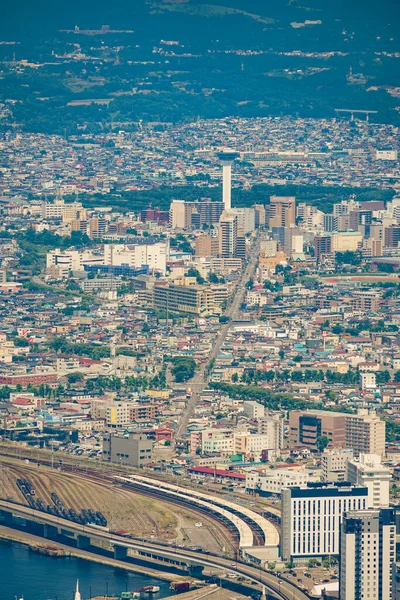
[0,499,309,600]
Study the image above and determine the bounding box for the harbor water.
[0,539,170,600]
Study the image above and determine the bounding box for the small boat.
[136,586,160,594]
[29,544,70,558]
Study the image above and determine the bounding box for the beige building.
[321,448,354,482]
[153,283,216,316]
[195,234,219,257]
[268,196,296,228]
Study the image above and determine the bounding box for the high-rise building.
[254,204,266,227]
[281,482,368,561]
[321,448,354,482]
[314,234,332,258]
[219,212,238,258]
[89,216,107,239]
[195,234,219,257]
[345,410,385,457]
[216,149,240,211]
[384,226,400,248]
[346,454,391,508]
[169,200,192,229]
[267,196,296,228]
[339,509,396,600]
[169,199,224,229]
[257,414,284,449]
[229,207,256,235]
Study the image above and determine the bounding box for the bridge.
[334,108,378,122]
[0,499,309,600]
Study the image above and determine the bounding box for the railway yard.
[0,454,235,556]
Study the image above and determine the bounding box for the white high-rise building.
[281,482,368,561]
[216,149,240,211]
[340,509,396,600]
[321,448,354,482]
[257,414,284,450]
[346,454,391,509]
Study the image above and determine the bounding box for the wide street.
[175,236,260,440]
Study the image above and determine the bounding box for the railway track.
[0,447,276,548]
[1,459,238,552]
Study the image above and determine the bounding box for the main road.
[175,236,260,440]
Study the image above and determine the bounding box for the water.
[0,539,171,600]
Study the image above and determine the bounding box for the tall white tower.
[216,149,240,211]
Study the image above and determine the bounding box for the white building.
[233,432,278,459]
[257,414,284,450]
[340,509,396,600]
[376,150,398,161]
[321,448,354,482]
[346,453,391,509]
[46,249,103,278]
[243,401,265,419]
[246,469,318,496]
[104,242,168,274]
[201,430,234,454]
[281,482,368,561]
[360,372,377,390]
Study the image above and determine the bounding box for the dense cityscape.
[1,1,400,600]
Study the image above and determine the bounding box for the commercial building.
[104,242,168,274]
[153,283,216,316]
[346,454,391,508]
[281,482,369,561]
[267,196,296,228]
[102,433,153,467]
[339,509,396,600]
[289,410,346,450]
[169,199,224,229]
[46,249,103,278]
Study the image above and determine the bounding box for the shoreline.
[0,525,186,583]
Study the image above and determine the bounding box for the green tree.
[316,435,330,453]
[67,372,84,384]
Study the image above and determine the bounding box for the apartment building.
[321,448,354,482]
[346,454,391,508]
[257,414,285,450]
[340,509,396,600]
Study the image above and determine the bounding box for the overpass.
[119,475,279,554]
[0,499,309,600]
